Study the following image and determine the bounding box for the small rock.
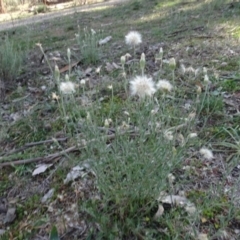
[4,208,16,224]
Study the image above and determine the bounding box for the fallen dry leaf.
[154,204,164,219]
[59,61,80,73]
[64,166,85,184]
[84,67,92,75]
[32,164,53,176]
[99,36,112,45]
[158,194,196,215]
[112,62,121,69]
[105,62,121,72]
[64,161,94,184]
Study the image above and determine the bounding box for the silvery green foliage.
[0,38,23,88]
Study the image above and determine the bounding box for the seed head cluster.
[125,31,142,47]
[59,82,75,95]
[156,79,173,92]
[130,75,156,98]
[199,147,214,160]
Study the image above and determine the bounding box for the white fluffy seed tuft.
[125,31,142,47]
[199,147,214,160]
[59,82,75,94]
[130,75,156,98]
[156,79,173,92]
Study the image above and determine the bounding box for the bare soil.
[0,0,129,32]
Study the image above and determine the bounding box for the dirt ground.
[0,0,130,32]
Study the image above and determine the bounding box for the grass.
[0,37,24,88]
[1,0,240,239]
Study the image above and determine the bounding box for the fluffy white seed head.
[125,31,142,47]
[59,81,75,94]
[130,75,156,98]
[199,147,214,160]
[156,79,173,92]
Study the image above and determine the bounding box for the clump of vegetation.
[75,27,101,65]
[2,0,240,239]
[221,79,240,92]
[0,37,23,89]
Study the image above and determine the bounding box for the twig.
[190,34,224,39]
[167,26,204,37]
[0,131,137,168]
[0,137,68,157]
[0,146,77,167]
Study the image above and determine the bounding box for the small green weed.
[198,93,224,116]
[214,127,240,162]
[8,117,48,146]
[221,79,240,92]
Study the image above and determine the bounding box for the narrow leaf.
[49,225,59,240]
